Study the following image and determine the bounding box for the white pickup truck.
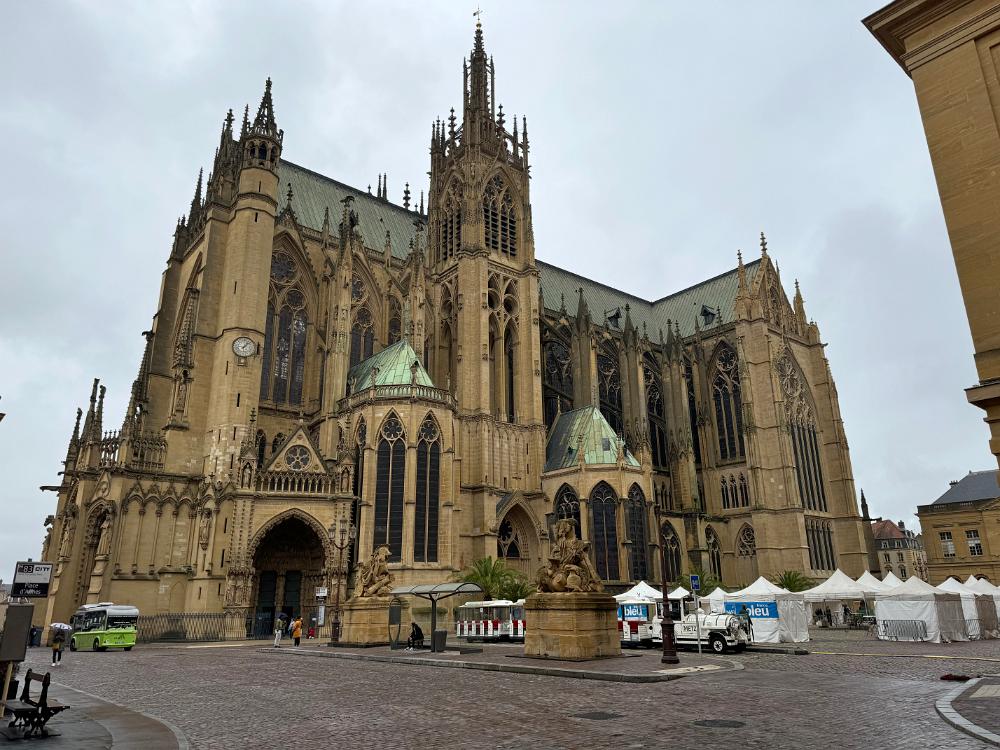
[652,610,749,653]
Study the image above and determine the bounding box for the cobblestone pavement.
[951,676,1000,741]
[22,637,996,750]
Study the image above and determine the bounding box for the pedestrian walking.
[51,631,65,667]
[291,616,303,647]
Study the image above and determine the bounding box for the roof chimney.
[949,480,958,486]
[898,520,905,530]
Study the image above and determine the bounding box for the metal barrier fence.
[966,619,982,640]
[137,606,337,644]
[877,619,928,641]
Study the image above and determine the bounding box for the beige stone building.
[865,0,1000,468]
[38,23,870,626]
[871,518,927,581]
[918,470,1000,582]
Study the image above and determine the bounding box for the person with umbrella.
[49,623,71,667]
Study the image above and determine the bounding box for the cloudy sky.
[0,1,989,580]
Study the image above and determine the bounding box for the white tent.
[882,571,903,587]
[615,581,662,602]
[874,576,967,643]
[937,577,1000,639]
[856,571,893,594]
[705,587,728,612]
[667,586,690,600]
[803,570,869,601]
[724,577,808,644]
[966,576,1000,594]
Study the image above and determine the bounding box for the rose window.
[285,445,310,471]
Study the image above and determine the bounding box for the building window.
[776,350,827,512]
[883,553,891,564]
[590,483,620,581]
[260,251,309,405]
[897,552,904,563]
[542,333,573,429]
[721,476,731,510]
[737,525,756,558]
[555,485,581,534]
[439,187,462,261]
[350,306,375,371]
[374,414,406,562]
[939,531,956,558]
[706,527,722,581]
[685,358,702,464]
[738,474,750,507]
[967,529,983,557]
[661,522,682,583]
[712,344,745,461]
[597,349,623,436]
[482,175,517,257]
[414,416,441,563]
[806,519,835,571]
[899,566,907,580]
[644,357,669,469]
[626,485,649,582]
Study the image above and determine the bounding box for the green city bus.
[69,603,139,652]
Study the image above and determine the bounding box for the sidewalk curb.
[935,678,1000,748]
[746,646,810,655]
[260,647,741,683]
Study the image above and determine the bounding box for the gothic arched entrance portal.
[496,503,538,577]
[252,516,326,625]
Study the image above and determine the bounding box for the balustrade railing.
[339,383,456,411]
[255,470,333,495]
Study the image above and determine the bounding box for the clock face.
[233,337,256,357]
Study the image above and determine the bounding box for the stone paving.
[949,676,1000,745]
[18,633,999,749]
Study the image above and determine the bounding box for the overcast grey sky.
[0,1,989,580]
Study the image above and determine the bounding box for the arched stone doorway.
[496,503,538,577]
[252,516,327,623]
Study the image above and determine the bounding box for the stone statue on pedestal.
[536,519,603,593]
[352,544,393,598]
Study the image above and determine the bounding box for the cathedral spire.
[81,378,99,443]
[251,77,279,137]
[64,407,83,471]
[243,78,283,173]
[464,17,495,145]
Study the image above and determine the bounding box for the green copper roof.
[544,406,639,472]
[537,259,761,340]
[347,340,434,394]
[278,160,423,260]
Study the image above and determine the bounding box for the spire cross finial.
[473,6,483,25]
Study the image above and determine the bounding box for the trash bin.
[432,629,447,653]
[29,627,42,648]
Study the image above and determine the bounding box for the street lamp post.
[328,518,357,645]
[656,510,679,665]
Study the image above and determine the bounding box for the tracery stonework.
[37,21,870,627]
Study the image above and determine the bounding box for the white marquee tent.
[937,577,1000,639]
[966,576,1000,595]
[705,587,728,612]
[856,571,894,594]
[615,581,662,602]
[802,570,874,626]
[882,571,903,587]
[724,577,809,643]
[874,575,967,643]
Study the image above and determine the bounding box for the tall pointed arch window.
[712,344,745,461]
[590,482,620,581]
[483,175,517,257]
[542,331,573,429]
[414,416,441,562]
[645,356,668,469]
[706,527,722,581]
[388,297,402,345]
[350,418,366,566]
[554,485,581,534]
[504,327,516,423]
[685,357,702,464]
[374,414,405,561]
[661,522,682,584]
[626,484,649,582]
[255,430,267,469]
[597,349,623,436]
[440,188,462,261]
[260,251,309,405]
[776,351,827,512]
[737,525,756,559]
[349,273,376,372]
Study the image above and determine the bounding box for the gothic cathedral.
[39,24,869,624]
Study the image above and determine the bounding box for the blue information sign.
[689,574,701,592]
[724,601,778,619]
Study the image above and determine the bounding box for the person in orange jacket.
[291,616,303,647]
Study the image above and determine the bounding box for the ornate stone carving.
[352,544,393,598]
[199,510,212,550]
[535,519,603,593]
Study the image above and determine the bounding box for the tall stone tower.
[427,22,546,545]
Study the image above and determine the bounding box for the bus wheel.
[94,639,106,652]
[69,639,77,652]
[124,647,133,652]
[709,635,726,654]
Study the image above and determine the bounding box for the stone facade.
[865,0,1000,467]
[37,22,870,627]
[871,518,928,581]
[918,470,1000,582]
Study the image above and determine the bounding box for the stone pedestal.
[524,591,621,659]
[340,596,408,646]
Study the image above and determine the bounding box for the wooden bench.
[7,670,69,737]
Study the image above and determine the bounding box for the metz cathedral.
[39,23,870,624]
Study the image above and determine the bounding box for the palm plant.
[456,557,514,600]
[771,570,813,592]
[498,572,535,602]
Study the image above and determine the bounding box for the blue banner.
[618,603,649,620]
[725,601,778,619]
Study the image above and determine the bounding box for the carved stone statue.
[535,519,604,593]
[352,545,393,598]
[96,516,113,557]
[58,513,76,559]
[199,510,212,550]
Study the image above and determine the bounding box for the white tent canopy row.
[936,577,1000,639]
[874,576,969,643]
[699,577,809,644]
